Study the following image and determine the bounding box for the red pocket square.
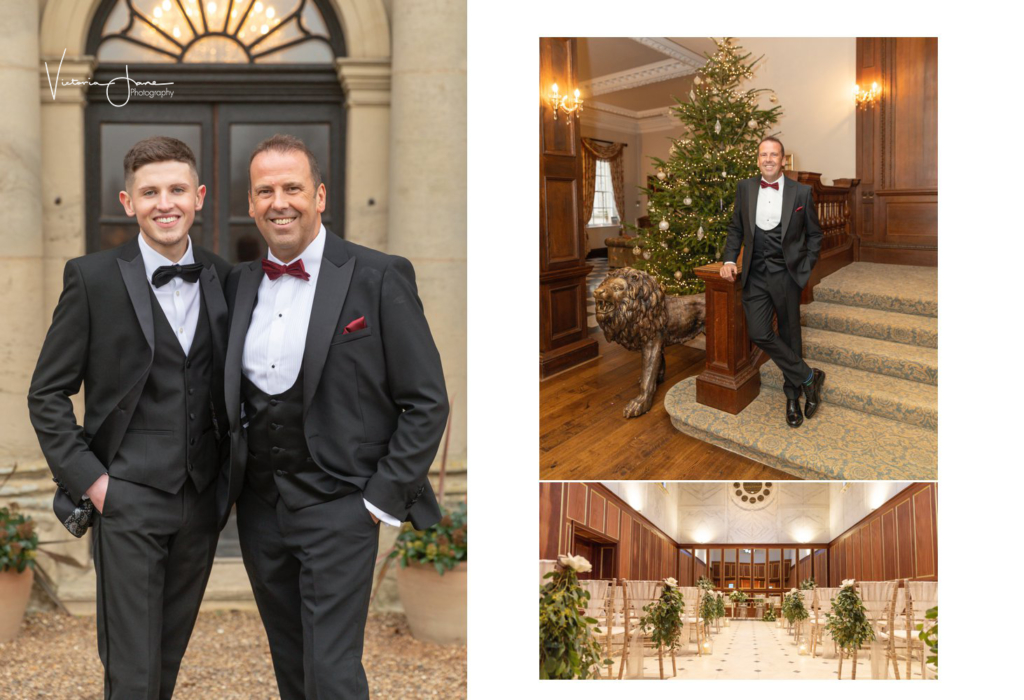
[796,206,804,212]
[343,316,367,334]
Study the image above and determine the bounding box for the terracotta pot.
[395,561,466,645]
[0,567,34,643]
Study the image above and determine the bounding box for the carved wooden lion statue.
[594,267,706,418]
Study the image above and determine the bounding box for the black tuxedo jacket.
[722,175,823,289]
[28,236,231,505]
[222,229,448,531]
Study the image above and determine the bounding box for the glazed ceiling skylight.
[96,0,334,64]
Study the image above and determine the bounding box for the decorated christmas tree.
[633,38,782,295]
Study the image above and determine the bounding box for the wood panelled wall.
[829,483,937,585]
[856,38,937,265]
[538,482,677,581]
[539,38,598,377]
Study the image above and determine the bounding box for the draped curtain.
[581,138,626,225]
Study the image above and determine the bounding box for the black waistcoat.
[109,289,218,494]
[752,222,786,274]
[242,370,357,511]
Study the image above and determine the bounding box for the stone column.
[387,0,467,487]
[336,57,391,251]
[0,0,44,465]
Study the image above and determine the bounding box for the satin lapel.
[224,263,263,430]
[746,178,758,243]
[199,265,228,362]
[302,254,356,419]
[117,252,155,358]
[781,177,796,240]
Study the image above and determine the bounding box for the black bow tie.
[152,263,204,288]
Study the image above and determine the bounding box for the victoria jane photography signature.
[45,49,174,107]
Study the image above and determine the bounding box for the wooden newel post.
[693,262,761,414]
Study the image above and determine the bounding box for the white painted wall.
[604,481,680,540]
[675,483,830,544]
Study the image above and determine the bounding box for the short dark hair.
[123,136,198,189]
[757,136,785,158]
[248,134,323,191]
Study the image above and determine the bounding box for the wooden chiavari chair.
[617,580,667,679]
[893,581,937,679]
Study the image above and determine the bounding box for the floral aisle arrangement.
[696,575,715,592]
[639,578,686,657]
[918,606,938,676]
[800,577,817,590]
[782,589,809,628]
[715,593,726,620]
[762,607,777,622]
[824,580,875,680]
[699,588,718,633]
[539,555,612,679]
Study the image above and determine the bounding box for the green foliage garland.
[632,37,783,295]
[390,501,466,575]
[824,583,875,654]
[539,564,611,679]
[918,606,938,674]
[639,583,686,653]
[0,506,38,573]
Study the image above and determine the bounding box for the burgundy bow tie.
[760,180,779,190]
[262,258,310,281]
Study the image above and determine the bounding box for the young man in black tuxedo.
[221,135,448,699]
[28,137,231,699]
[720,137,826,427]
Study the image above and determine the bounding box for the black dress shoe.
[786,399,803,428]
[803,368,826,419]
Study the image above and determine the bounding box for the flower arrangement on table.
[728,590,748,604]
[539,554,612,679]
[824,579,875,679]
[639,577,686,656]
[799,577,817,590]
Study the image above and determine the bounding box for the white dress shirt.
[241,224,398,527]
[724,177,785,266]
[138,233,200,354]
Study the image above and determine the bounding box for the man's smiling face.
[247,149,326,263]
[119,160,204,258]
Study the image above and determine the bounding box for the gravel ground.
[0,611,466,699]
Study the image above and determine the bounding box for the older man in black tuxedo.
[720,137,825,427]
[221,134,448,699]
[28,137,231,699]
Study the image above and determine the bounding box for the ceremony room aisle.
[540,481,938,681]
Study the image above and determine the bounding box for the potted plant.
[0,505,38,643]
[825,580,875,680]
[390,500,466,644]
[539,555,612,679]
[639,577,685,678]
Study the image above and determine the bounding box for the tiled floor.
[612,620,931,680]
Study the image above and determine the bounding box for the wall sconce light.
[854,81,881,110]
[548,82,583,122]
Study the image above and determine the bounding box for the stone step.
[665,377,936,480]
[801,301,937,349]
[813,262,937,317]
[801,327,937,385]
[760,361,937,430]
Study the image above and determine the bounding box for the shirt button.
[176,291,180,296]
[278,313,283,317]
[179,327,184,333]
[189,412,195,420]
[271,364,276,369]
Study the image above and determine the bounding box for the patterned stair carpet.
[665,263,937,480]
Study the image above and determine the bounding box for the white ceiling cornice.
[585,102,680,135]
[581,38,708,98]
[582,58,696,97]
[630,38,708,67]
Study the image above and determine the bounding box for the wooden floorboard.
[540,333,798,481]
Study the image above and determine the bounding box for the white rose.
[664,577,678,588]
[841,579,856,588]
[558,554,592,573]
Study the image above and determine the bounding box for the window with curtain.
[587,159,620,226]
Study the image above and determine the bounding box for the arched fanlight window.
[96,0,335,63]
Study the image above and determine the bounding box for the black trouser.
[743,264,812,400]
[237,486,381,700]
[93,477,218,700]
